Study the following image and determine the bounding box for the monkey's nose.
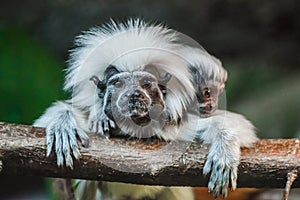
[130,90,146,101]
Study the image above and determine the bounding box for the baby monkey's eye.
[114,80,123,88]
[203,88,211,98]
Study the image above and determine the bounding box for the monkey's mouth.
[130,114,151,126]
[117,89,154,125]
[117,99,151,124]
[129,102,150,118]
[126,98,154,125]
[199,101,217,117]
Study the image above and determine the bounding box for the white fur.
[34,101,71,128]
[195,110,258,146]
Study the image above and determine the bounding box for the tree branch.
[0,122,299,188]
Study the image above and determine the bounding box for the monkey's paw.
[88,113,115,136]
[203,153,238,198]
[46,117,89,169]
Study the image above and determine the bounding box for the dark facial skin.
[91,65,172,128]
[107,72,166,125]
[189,65,225,117]
[197,85,219,116]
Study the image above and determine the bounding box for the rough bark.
[0,122,299,188]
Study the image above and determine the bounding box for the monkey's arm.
[200,110,257,197]
[34,101,89,168]
[179,110,257,198]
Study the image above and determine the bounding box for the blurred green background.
[0,0,299,199]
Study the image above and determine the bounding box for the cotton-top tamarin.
[34,19,257,199]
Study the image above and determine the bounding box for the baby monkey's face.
[197,81,225,117]
[107,71,167,125]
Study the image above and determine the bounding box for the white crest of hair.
[65,18,195,114]
[176,45,227,84]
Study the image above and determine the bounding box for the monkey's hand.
[88,101,116,136]
[34,102,89,169]
[46,111,89,169]
[203,140,240,198]
[88,112,115,136]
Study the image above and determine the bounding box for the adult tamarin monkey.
[34,19,257,199]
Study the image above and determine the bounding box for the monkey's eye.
[114,81,123,88]
[142,80,152,89]
[203,88,211,98]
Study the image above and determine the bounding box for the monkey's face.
[197,82,224,117]
[107,71,166,125]
[189,65,227,117]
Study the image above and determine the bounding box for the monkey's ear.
[104,65,121,81]
[90,76,106,98]
[158,73,172,97]
[158,72,172,85]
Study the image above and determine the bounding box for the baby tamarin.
[177,45,228,117]
[34,19,257,199]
